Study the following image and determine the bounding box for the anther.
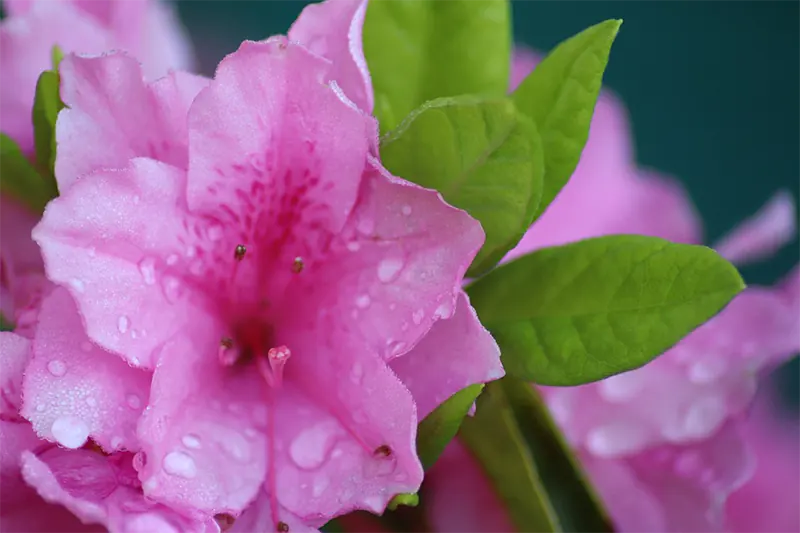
[374,444,392,457]
[257,345,292,388]
[214,514,236,532]
[234,244,247,261]
[291,257,304,274]
[276,522,289,532]
[218,337,238,366]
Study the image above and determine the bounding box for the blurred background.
[176,0,799,406]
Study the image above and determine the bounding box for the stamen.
[257,345,292,388]
[218,337,238,366]
[234,244,247,261]
[374,444,392,457]
[276,522,289,532]
[291,256,304,273]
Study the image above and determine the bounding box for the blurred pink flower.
[0,0,194,153]
[31,2,502,528]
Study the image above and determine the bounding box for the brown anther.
[214,514,236,532]
[291,256,304,274]
[374,444,392,457]
[276,521,289,532]
[234,244,247,261]
[220,337,234,349]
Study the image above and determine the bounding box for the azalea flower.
[0,0,194,154]
[30,1,502,530]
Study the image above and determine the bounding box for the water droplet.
[88,247,97,258]
[673,451,702,477]
[69,278,85,293]
[220,434,250,462]
[362,495,385,513]
[35,403,45,412]
[163,451,197,479]
[688,357,726,384]
[162,276,183,303]
[412,309,424,325]
[126,394,142,410]
[138,258,157,285]
[207,224,224,242]
[166,254,179,266]
[346,241,360,252]
[387,341,407,357]
[401,205,412,216]
[117,316,130,334]
[111,436,124,449]
[355,295,371,309]
[51,416,89,449]
[289,422,338,470]
[181,434,202,450]
[681,397,726,439]
[85,396,97,407]
[598,373,645,403]
[47,359,66,377]
[586,422,648,458]
[357,217,374,235]
[350,362,364,384]
[186,246,197,258]
[312,475,329,497]
[377,258,404,283]
[433,300,452,319]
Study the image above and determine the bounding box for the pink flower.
[1,288,214,532]
[32,2,503,527]
[0,0,194,153]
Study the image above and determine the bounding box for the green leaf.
[32,69,65,184]
[0,134,54,213]
[416,383,484,470]
[500,377,613,532]
[380,96,544,276]
[467,235,745,385]
[512,19,621,218]
[460,381,560,532]
[363,0,511,133]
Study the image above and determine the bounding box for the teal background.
[177,0,799,403]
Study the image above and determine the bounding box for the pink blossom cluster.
[426,49,800,533]
[0,1,504,531]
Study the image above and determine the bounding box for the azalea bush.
[0,1,796,533]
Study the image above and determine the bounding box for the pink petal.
[0,332,30,416]
[290,159,484,362]
[56,52,208,192]
[288,0,373,113]
[20,288,151,451]
[714,191,797,265]
[137,322,269,517]
[33,159,195,369]
[390,291,503,419]
[231,487,319,533]
[19,448,209,533]
[0,1,110,153]
[425,440,516,533]
[275,329,423,519]
[186,38,365,236]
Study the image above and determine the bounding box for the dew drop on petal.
[126,394,142,410]
[350,362,364,384]
[35,404,45,412]
[117,316,130,334]
[47,360,66,377]
[69,278,85,293]
[162,277,183,303]
[166,254,179,266]
[377,258,404,283]
[412,309,424,325]
[162,451,197,479]
[401,205,412,216]
[289,422,337,470]
[312,475,329,497]
[88,247,97,258]
[346,241,360,252]
[355,294,371,309]
[111,436,124,449]
[51,416,89,449]
[85,396,97,408]
[433,300,452,319]
[138,257,157,285]
[181,434,202,450]
[586,423,648,458]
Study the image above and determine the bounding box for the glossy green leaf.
[501,377,613,532]
[460,381,560,532]
[380,96,544,276]
[32,69,64,183]
[416,383,484,470]
[363,0,511,133]
[512,19,621,218]
[0,134,54,213]
[467,235,745,385]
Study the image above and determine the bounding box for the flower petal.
[56,52,207,192]
[289,158,484,362]
[231,487,319,533]
[390,291,503,419]
[20,288,151,452]
[137,322,268,517]
[0,332,30,416]
[34,158,195,369]
[713,191,796,265]
[289,0,373,113]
